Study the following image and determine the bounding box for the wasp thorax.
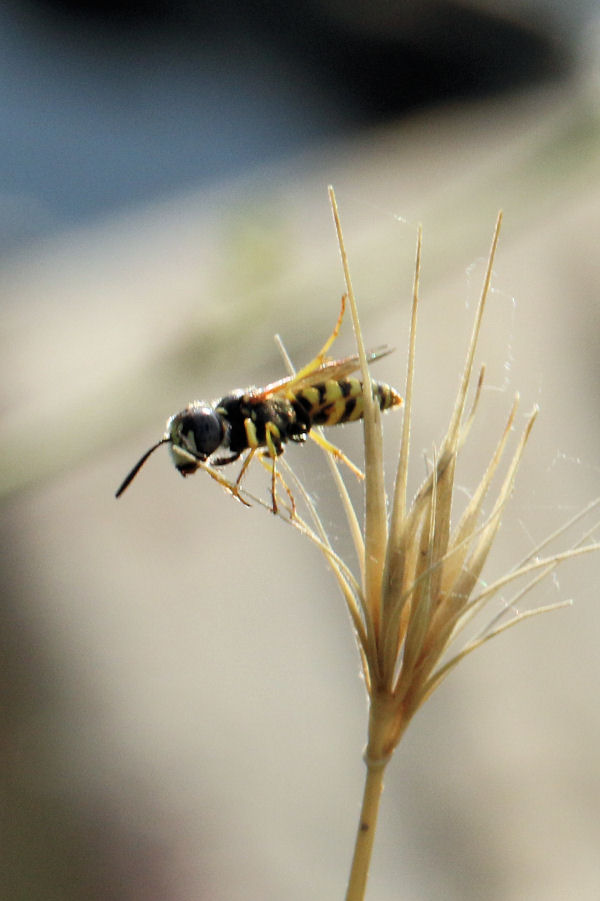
[167,403,224,471]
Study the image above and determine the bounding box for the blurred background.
[2,1,600,899]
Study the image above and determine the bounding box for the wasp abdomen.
[293,378,402,428]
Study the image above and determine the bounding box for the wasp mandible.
[116,298,402,512]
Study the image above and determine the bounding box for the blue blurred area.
[0,0,569,253]
[0,4,352,251]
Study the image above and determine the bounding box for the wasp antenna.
[115,438,171,498]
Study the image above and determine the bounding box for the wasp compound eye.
[171,404,225,460]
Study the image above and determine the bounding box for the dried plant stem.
[345,760,387,901]
[346,696,410,901]
[329,186,388,641]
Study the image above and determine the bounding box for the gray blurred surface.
[2,80,600,899]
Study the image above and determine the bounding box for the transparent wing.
[246,348,394,401]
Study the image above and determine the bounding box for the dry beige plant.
[258,191,599,900]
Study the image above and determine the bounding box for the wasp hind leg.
[309,430,364,480]
[288,295,347,385]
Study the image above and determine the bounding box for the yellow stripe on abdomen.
[293,378,401,428]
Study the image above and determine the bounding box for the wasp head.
[167,403,225,475]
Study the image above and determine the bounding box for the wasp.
[116,299,402,512]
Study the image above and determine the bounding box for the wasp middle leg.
[258,451,296,517]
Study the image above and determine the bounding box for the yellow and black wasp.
[116,299,402,512]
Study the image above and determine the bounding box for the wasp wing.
[245,347,394,402]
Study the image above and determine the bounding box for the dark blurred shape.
[35,0,569,114]
[1,0,568,252]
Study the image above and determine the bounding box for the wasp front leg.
[212,416,262,506]
[207,449,250,505]
[194,459,251,507]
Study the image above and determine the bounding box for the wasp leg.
[264,421,288,514]
[309,430,364,480]
[258,452,296,517]
[315,293,346,359]
[234,447,257,490]
[208,449,255,506]
[288,295,346,385]
[206,416,260,502]
[196,460,252,506]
